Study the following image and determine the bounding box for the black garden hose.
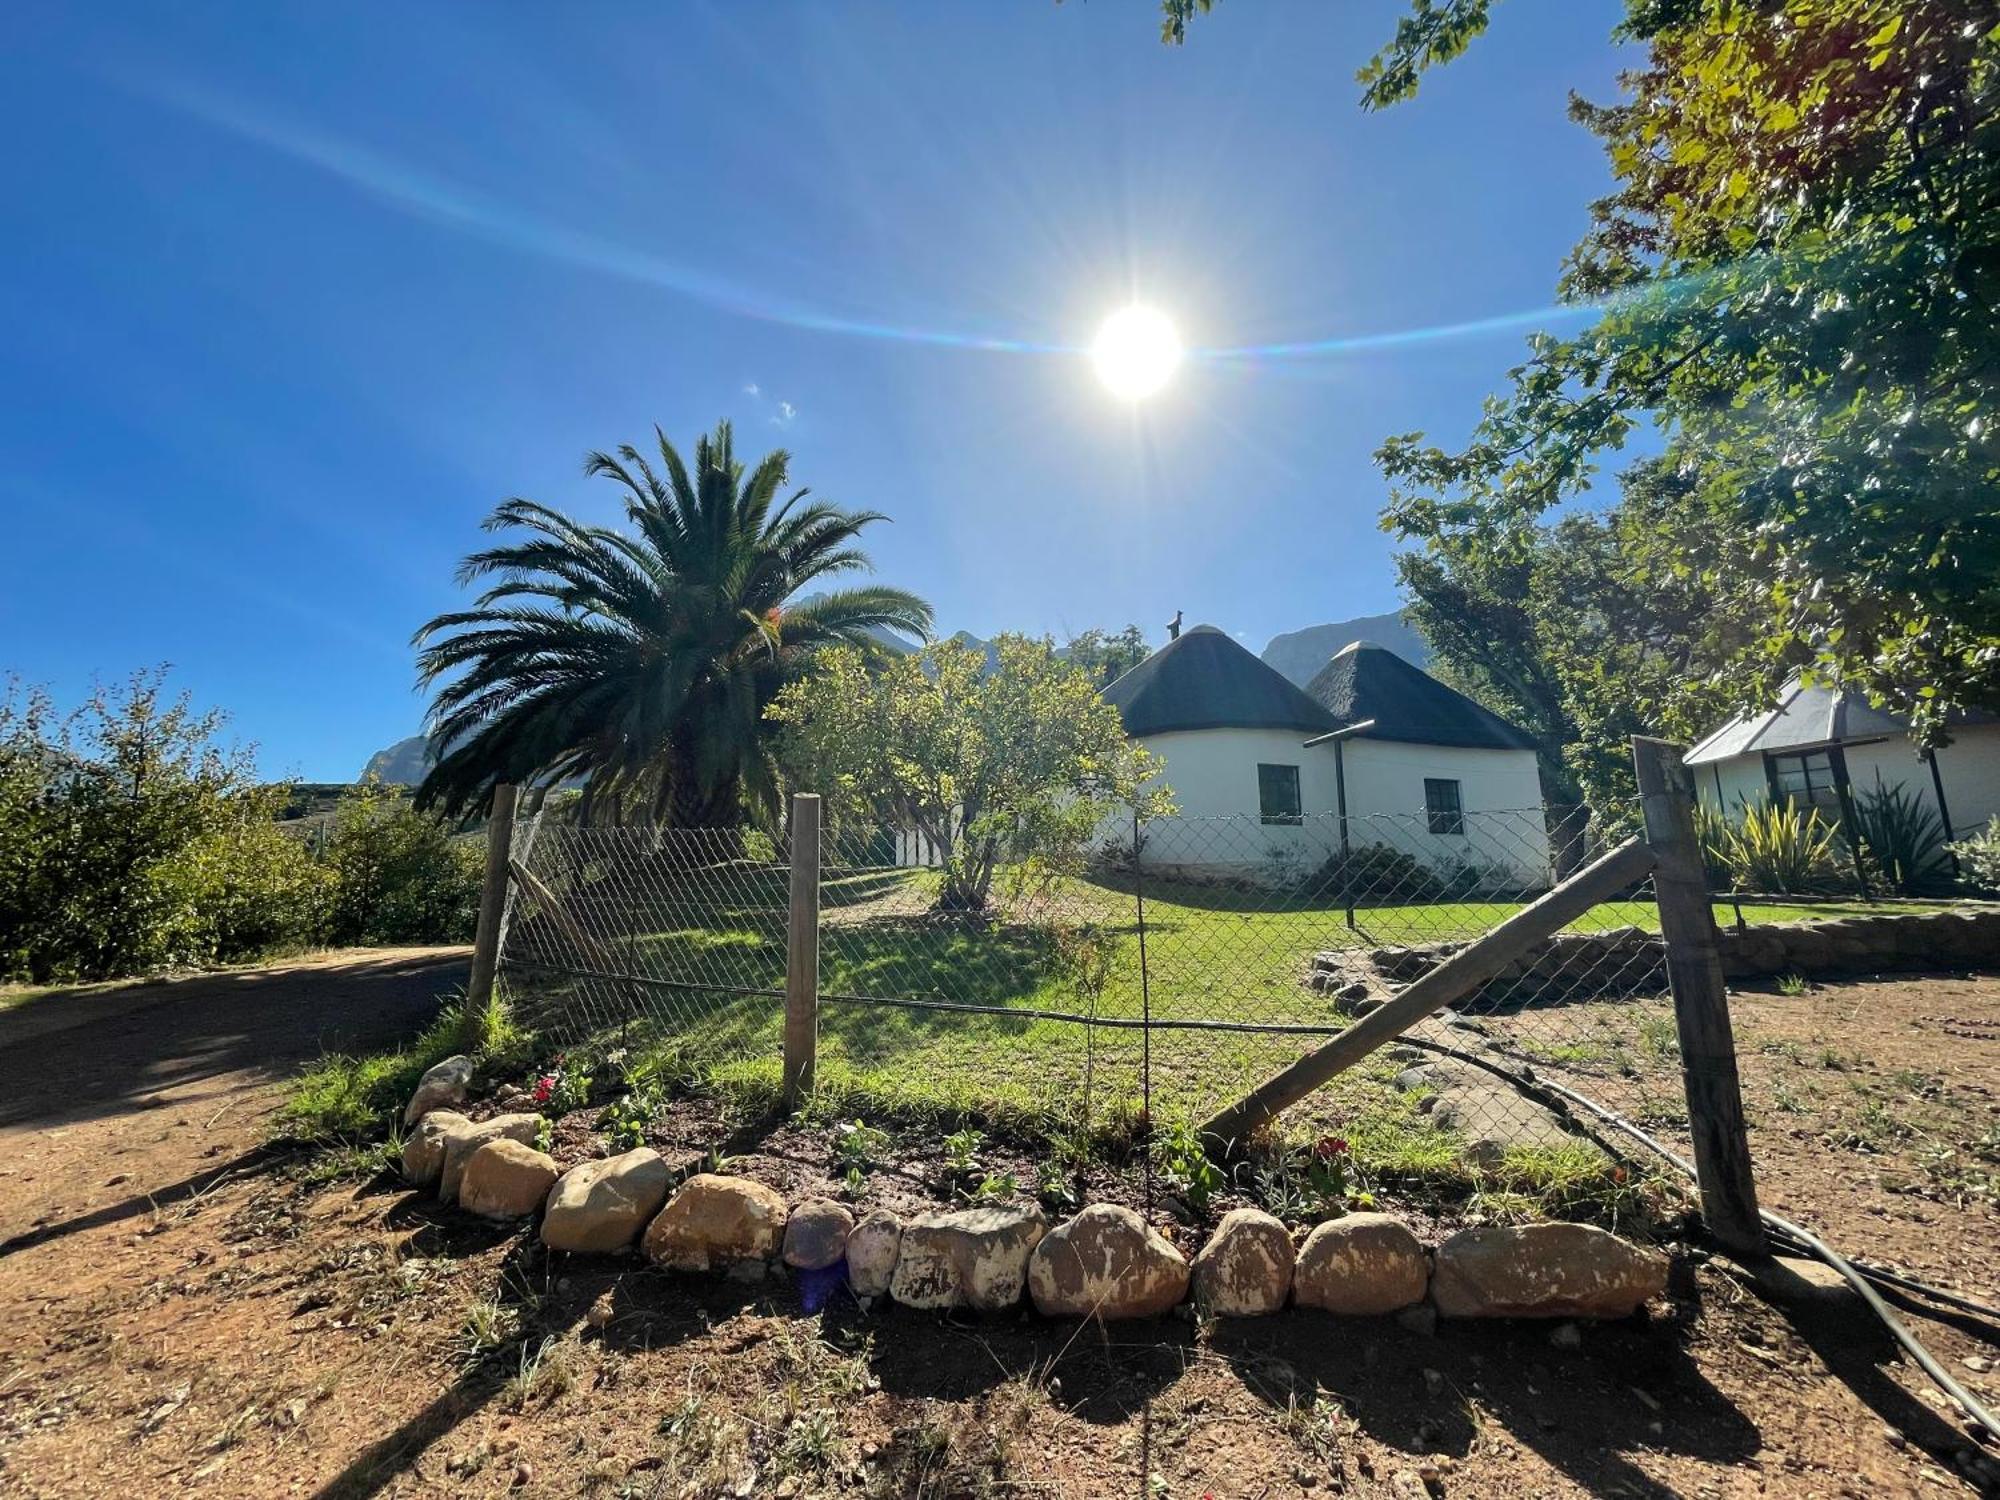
[1398,1034,2000,1446]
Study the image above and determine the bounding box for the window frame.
[1257,762,1303,826]
[1424,777,1465,837]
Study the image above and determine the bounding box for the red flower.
[1314,1135,1350,1160]
[532,1075,556,1106]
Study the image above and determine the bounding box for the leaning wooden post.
[462,781,519,1050]
[1633,736,1765,1256]
[782,793,822,1108]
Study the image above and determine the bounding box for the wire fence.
[496,798,1705,1163]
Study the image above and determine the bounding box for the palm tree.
[413,421,931,827]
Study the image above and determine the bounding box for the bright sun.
[1091,305,1183,400]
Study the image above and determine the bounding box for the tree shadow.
[0,1141,296,1257]
[0,950,469,1132]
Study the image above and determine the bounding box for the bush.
[1949,818,2000,892]
[1708,798,1841,895]
[1310,842,1445,904]
[1848,780,1952,895]
[321,782,482,946]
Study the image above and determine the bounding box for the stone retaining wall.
[396,1062,1672,1326]
[1314,906,2000,1007]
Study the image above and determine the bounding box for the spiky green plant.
[413,422,931,826]
[1849,779,1950,895]
[1718,798,1839,895]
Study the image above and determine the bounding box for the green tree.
[1165,2,2000,752]
[320,781,481,946]
[413,421,932,827]
[1061,625,1150,688]
[0,670,321,980]
[767,635,1171,911]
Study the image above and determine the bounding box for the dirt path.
[0,948,468,1248]
[1,956,1996,1497]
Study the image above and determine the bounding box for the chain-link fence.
[496,797,1706,1163]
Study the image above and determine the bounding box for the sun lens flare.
[1091,305,1182,399]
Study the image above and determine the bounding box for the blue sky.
[0,2,1634,781]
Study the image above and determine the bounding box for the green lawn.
[504,865,1946,1134]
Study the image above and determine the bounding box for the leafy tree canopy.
[1062,624,1151,688]
[414,421,931,827]
[767,634,1171,911]
[1163,0,2000,770]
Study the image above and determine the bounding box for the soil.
[2,956,1998,1497]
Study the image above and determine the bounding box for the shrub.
[1949,818,2000,892]
[1711,799,1840,894]
[321,781,482,946]
[1310,842,1444,905]
[1848,780,1952,895]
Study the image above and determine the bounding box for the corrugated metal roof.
[1684,675,1992,764]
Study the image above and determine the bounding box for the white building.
[1100,627,1550,888]
[1685,675,2000,840]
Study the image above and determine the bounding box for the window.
[1258,763,1302,825]
[1424,778,1464,836]
[1766,749,1844,819]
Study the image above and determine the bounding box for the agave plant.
[1849,779,1951,894]
[413,422,932,826]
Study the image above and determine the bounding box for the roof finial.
[1166,608,1183,641]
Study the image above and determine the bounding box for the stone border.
[401,1101,1672,1324]
[1315,906,2000,1008]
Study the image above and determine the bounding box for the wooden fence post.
[462,781,518,1051]
[1632,736,1766,1256]
[783,793,822,1108]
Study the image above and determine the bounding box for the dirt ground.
[2,956,1997,1498]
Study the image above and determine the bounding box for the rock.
[459,1139,560,1220]
[1192,1207,1294,1316]
[401,1109,469,1189]
[1747,1253,1858,1308]
[541,1149,673,1254]
[585,1292,616,1330]
[1429,1083,1582,1166]
[845,1210,903,1298]
[890,1202,1047,1312]
[1431,1223,1668,1319]
[438,1114,544,1204]
[1029,1204,1190,1321]
[1548,1321,1583,1351]
[782,1199,855,1271]
[404,1054,475,1125]
[642,1174,789,1272]
[1294,1213,1430,1315]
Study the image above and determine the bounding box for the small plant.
[1035,1157,1080,1212]
[1712,798,1840,894]
[1637,1014,1681,1060]
[1304,1134,1352,1214]
[599,1083,664,1151]
[1948,817,2000,891]
[534,1116,554,1155]
[1776,971,1809,997]
[831,1119,888,1175]
[1850,779,1950,894]
[966,1171,1019,1202]
[1152,1118,1223,1216]
[531,1054,592,1117]
[943,1128,984,1174]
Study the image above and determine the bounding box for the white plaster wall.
[1693,726,2000,840]
[1122,729,1551,886]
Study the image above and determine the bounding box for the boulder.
[438,1113,544,1204]
[1191,1207,1294,1316]
[404,1054,475,1125]
[1294,1213,1429,1315]
[782,1199,855,1272]
[1431,1223,1668,1319]
[890,1202,1047,1312]
[1029,1204,1190,1321]
[845,1210,903,1299]
[400,1109,468,1190]
[541,1149,673,1254]
[459,1139,560,1220]
[642,1174,789,1272]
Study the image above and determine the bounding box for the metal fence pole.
[1632,736,1765,1256]
[462,781,518,1051]
[783,793,822,1108]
